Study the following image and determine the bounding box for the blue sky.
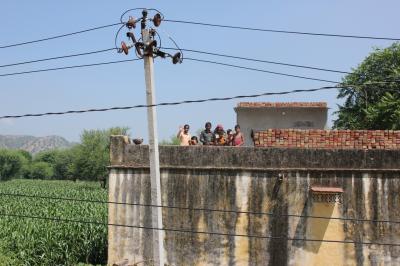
[0,1,398,142]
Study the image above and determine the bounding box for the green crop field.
[0,179,108,266]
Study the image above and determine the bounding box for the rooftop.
[236,102,328,108]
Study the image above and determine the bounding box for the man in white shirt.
[177,124,191,146]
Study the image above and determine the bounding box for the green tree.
[334,42,400,129]
[52,149,76,180]
[15,150,32,179]
[34,149,77,180]
[34,150,59,164]
[72,127,129,184]
[0,149,24,181]
[28,162,53,179]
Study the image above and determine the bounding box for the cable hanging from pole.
[1,191,400,225]
[0,48,117,68]
[1,84,399,120]
[0,212,400,246]
[0,23,123,49]
[185,57,339,83]
[0,46,349,74]
[161,47,350,74]
[163,19,400,41]
[0,58,141,77]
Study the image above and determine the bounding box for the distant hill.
[0,135,75,154]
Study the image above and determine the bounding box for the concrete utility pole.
[141,14,164,266]
[118,8,182,265]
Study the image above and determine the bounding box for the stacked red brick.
[254,129,400,150]
[237,102,327,108]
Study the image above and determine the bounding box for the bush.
[33,149,75,180]
[72,127,129,182]
[0,149,24,181]
[28,162,54,180]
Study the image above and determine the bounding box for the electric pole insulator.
[115,8,183,65]
[172,52,182,64]
[126,16,137,29]
[120,41,130,55]
[153,13,162,27]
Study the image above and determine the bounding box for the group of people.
[177,122,244,146]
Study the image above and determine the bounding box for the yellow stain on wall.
[234,213,249,265]
[303,202,355,266]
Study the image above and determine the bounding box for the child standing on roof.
[233,124,244,146]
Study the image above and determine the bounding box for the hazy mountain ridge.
[0,135,75,154]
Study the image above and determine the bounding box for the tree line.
[0,127,129,186]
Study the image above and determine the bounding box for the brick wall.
[253,129,400,149]
[237,102,327,108]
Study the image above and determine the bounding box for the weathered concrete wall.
[108,137,400,266]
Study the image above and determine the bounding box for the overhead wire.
[2,83,400,120]
[162,47,350,74]
[163,19,400,41]
[0,58,141,78]
[0,23,123,49]
[0,48,117,68]
[0,86,341,119]
[1,17,398,51]
[0,46,350,75]
[0,212,399,246]
[0,54,340,82]
[1,191,400,225]
[185,57,339,83]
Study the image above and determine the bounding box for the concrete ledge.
[110,136,400,170]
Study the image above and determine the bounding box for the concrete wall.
[108,136,400,266]
[235,107,328,146]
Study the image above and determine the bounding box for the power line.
[0,212,399,246]
[0,54,342,83]
[164,19,400,41]
[185,57,339,83]
[0,58,141,78]
[162,47,350,74]
[1,191,400,225]
[0,23,123,49]
[0,45,350,76]
[0,86,340,119]
[1,84,399,120]
[0,48,117,68]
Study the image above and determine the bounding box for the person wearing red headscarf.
[213,124,227,146]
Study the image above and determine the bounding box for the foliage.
[364,92,400,129]
[0,179,108,265]
[33,149,75,180]
[1,126,129,183]
[0,149,23,181]
[334,42,400,129]
[17,149,32,162]
[27,162,54,180]
[71,127,129,182]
